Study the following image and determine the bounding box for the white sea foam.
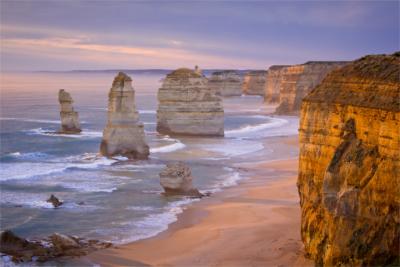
[225,117,287,136]
[139,110,156,114]
[0,154,118,181]
[4,151,50,160]
[150,142,186,153]
[25,128,102,139]
[0,117,60,124]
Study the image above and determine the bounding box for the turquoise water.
[0,71,299,247]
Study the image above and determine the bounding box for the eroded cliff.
[157,68,224,136]
[264,65,288,103]
[276,61,347,114]
[208,70,242,96]
[58,89,81,133]
[298,53,400,266]
[242,70,267,96]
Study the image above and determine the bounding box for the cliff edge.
[298,52,400,266]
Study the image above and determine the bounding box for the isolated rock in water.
[160,162,202,197]
[58,89,81,133]
[208,70,242,96]
[264,65,289,103]
[100,72,149,159]
[297,52,400,266]
[275,61,348,114]
[242,70,267,96]
[46,194,63,208]
[157,68,224,136]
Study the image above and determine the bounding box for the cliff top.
[167,68,202,79]
[247,70,268,75]
[303,61,349,65]
[268,65,290,71]
[58,89,73,102]
[304,52,400,111]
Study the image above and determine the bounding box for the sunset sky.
[1,1,398,71]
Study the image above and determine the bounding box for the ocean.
[0,71,299,254]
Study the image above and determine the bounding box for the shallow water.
[0,71,299,250]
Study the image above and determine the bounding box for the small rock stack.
[100,72,149,159]
[58,89,81,133]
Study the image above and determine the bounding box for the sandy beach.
[86,137,313,267]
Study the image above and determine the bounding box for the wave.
[202,141,264,157]
[225,117,287,137]
[0,153,120,181]
[25,128,102,139]
[0,117,61,124]
[150,136,186,153]
[2,151,50,161]
[139,110,156,114]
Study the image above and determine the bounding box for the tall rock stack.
[100,72,149,159]
[208,70,242,96]
[157,68,224,136]
[275,61,347,114]
[264,65,288,104]
[58,89,81,133]
[297,53,400,266]
[242,70,267,96]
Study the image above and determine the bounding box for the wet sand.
[86,137,313,267]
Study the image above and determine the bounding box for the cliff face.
[100,72,149,159]
[208,70,242,96]
[298,53,400,266]
[275,62,347,114]
[157,68,224,136]
[264,65,288,103]
[58,89,81,133]
[242,70,267,96]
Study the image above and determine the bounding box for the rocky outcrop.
[58,89,81,133]
[157,68,224,136]
[194,65,203,76]
[208,70,242,96]
[100,72,149,159]
[242,70,267,96]
[0,230,112,263]
[275,61,347,114]
[159,162,202,197]
[46,194,63,208]
[264,65,288,103]
[297,53,400,266]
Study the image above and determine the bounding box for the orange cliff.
[274,61,347,115]
[297,52,400,266]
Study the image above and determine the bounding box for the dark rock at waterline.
[47,194,63,208]
[0,230,112,263]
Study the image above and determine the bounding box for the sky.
[0,0,398,71]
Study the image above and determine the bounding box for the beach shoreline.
[85,137,313,267]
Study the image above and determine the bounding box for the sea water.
[0,71,299,247]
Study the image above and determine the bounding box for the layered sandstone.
[157,68,224,136]
[298,53,400,266]
[264,65,288,103]
[208,70,242,96]
[242,70,267,96]
[275,61,347,114]
[100,72,149,159]
[58,89,81,133]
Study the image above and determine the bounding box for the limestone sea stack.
[157,68,224,136]
[58,89,81,133]
[208,70,242,96]
[159,162,202,197]
[297,53,400,266]
[100,72,149,159]
[242,70,267,96]
[264,65,288,103]
[275,61,347,114]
